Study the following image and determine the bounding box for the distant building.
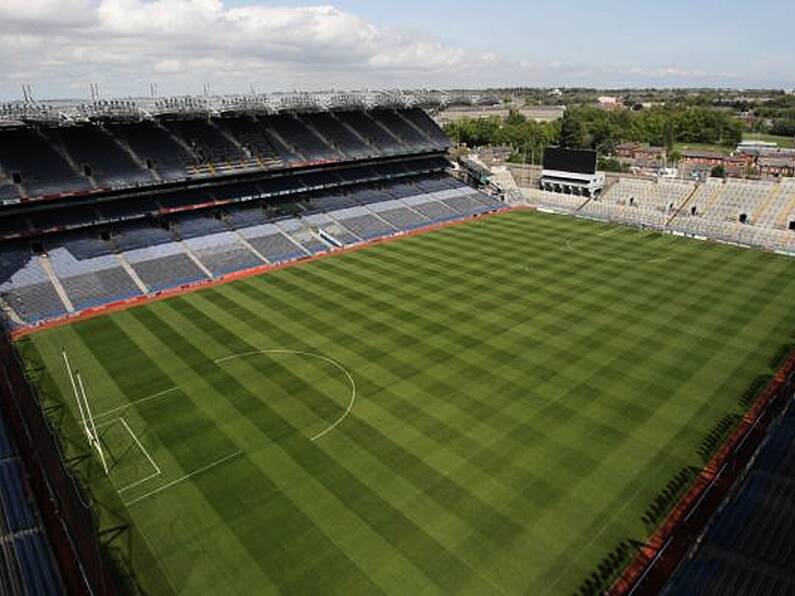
[758,156,795,177]
[680,151,753,178]
[615,142,665,162]
[597,96,618,105]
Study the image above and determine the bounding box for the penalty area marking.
[565,226,676,264]
[97,417,162,494]
[214,349,357,441]
[93,386,180,422]
[123,451,243,508]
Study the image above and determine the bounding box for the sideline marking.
[123,451,243,507]
[214,349,357,441]
[93,387,179,421]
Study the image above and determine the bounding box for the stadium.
[0,87,794,596]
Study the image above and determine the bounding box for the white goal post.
[62,349,109,476]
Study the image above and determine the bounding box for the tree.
[559,109,583,148]
[711,165,726,179]
[505,109,526,127]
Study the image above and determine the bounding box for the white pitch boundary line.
[123,451,243,507]
[93,387,180,422]
[117,417,161,493]
[96,417,163,494]
[214,349,357,441]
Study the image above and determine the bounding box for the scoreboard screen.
[543,147,597,175]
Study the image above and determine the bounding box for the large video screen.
[543,147,597,175]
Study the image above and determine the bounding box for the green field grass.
[18,210,795,595]
[743,132,795,149]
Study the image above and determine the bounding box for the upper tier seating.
[165,118,248,169]
[53,125,153,189]
[0,108,451,205]
[107,122,192,181]
[302,112,375,160]
[217,117,282,167]
[401,108,451,148]
[374,110,436,152]
[0,128,91,197]
[267,114,339,162]
[335,111,404,156]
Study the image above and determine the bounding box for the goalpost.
[62,349,109,476]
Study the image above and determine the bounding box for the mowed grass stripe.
[181,290,545,588]
[127,299,505,594]
[72,315,288,594]
[166,291,527,591]
[21,209,795,595]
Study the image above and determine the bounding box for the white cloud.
[0,1,778,100]
[0,0,506,99]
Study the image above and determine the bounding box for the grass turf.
[17,209,795,595]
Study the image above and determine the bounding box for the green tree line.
[443,106,744,162]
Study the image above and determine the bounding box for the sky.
[0,0,793,101]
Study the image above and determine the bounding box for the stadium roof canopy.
[0,89,499,126]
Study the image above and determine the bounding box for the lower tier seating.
[0,174,506,326]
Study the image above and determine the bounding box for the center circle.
[215,349,356,441]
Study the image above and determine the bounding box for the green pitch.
[18,210,795,595]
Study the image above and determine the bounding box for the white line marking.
[123,451,243,507]
[98,417,163,493]
[93,387,179,421]
[116,417,161,493]
[118,470,161,493]
[214,349,356,441]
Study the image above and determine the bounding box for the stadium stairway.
[331,112,381,157]
[37,255,74,313]
[295,114,344,161]
[115,253,150,295]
